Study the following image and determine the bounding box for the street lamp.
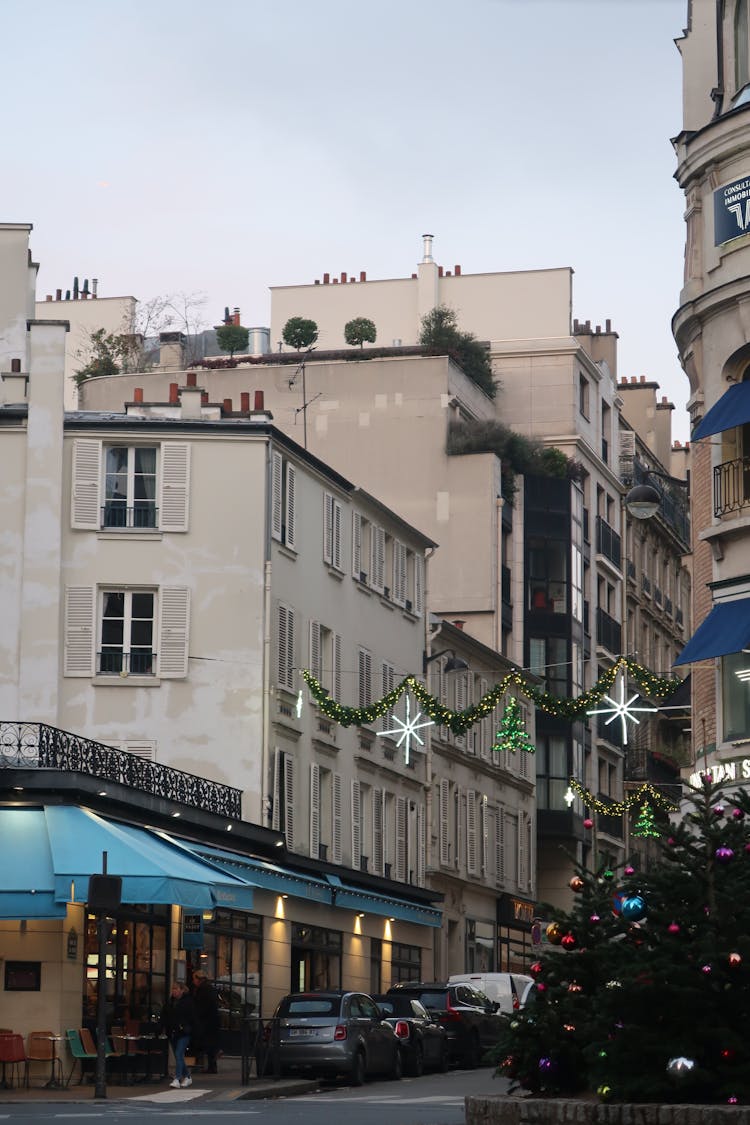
[422,648,469,676]
[624,469,690,521]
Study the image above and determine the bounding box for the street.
[0,1067,510,1123]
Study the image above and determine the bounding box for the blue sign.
[181,913,204,950]
[714,175,750,245]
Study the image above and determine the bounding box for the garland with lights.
[301,656,681,738]
[567,777,677,815]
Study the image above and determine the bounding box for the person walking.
[192,971,221,1073]
[161,981,198,1088]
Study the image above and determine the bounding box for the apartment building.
[672,0,750,777]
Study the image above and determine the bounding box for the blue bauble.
[621,894,647,922]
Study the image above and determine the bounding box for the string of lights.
[568,777,678,815]
[301,656,681,737]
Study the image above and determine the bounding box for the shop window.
[723,653,750,741]
[290,924,342,992]
[390,941,421,984]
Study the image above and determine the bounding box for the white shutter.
[393,541,407,606]
[352,511,362,578]
[416,803,425,887]
[351,780,361,867]
[158,586,190,678]
[332,773,343,863]
[371,525,385,593]
[71,439,101,530]
[519,812,527,888]
[395,796,407,882]
[309,621,322,684]
[285,463,296,549]
[381,661,396,731]
[272,750,281,831]
[64,586,95,675]
[454,673,469,751]
[358,648,372,708]
[310,763,320,859]
[159,442,190,532]
[372,788,384,875]
[526,815,534,892]
[323,493,334,564]
[439,779,450,866]
[495,807,505,885]
[480,795,488,876]
[455,787,463,869]
[479,678,491,758]
[283,752,295,849]
[271,451,283,541]
[333,633,342,700]
[332,500,342,570]
[414,554,424,616]
[466,789,478,876]
[277,603,295,691]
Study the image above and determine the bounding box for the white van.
[447,972,534,1015]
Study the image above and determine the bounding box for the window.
[71,439,190,532]
[323,492,343,570]
[370,525,386,593]
[99,590,155,675]
[271,450,296,550]
[272,749,294,849]
[579,373,590,419]
[390,942,421,984]
[736,0,749,90]
[723,653,750,741]
[309,621,341,700]
[358,647,372,708]
[381,661,397,731]
[536,734,570,810]
[393,540,407,605]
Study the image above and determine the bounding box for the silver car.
[269,990,402,1084]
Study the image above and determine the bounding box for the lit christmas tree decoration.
[492,697,534,754]
[632,800,661,839]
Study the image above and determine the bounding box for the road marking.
[296,1095,466,1104]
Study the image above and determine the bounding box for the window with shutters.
[351,780,361,868]
[277,603,296,691]
[380,661,397,732]
[272,749,295,849]
[358,648,372,709]
[71,439,190,532]
[506,811,520,887]
[439,779,450,866]
[416,803,425,886]
[466,789,478,876]
[454,673,470,752]
[395,796,407,882]
[372,788,384,875]
[480,795,489,876]
[323,492,343,570]
[370,525,386,593]
[352,512,373,585]
[99,589,156,676]
[454,788,463,871]
[518,813,528,889]
[392,540,407,606]
[495,807,506,886]
[271,450,297,551]
[332,773,343,864]
[402,548,423,616]
[310,763,321,859]
[309,621,341,701]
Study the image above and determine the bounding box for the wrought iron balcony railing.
[101,503,158,530]
[0,721,242,819]
[714,456,750,518]
[595,515,621,570]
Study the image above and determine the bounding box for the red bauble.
[668,922,681,935]
[729,952,742,967]
[569,876,585,892]
[732,807,745,820]
[530,960,544,976]
[583,817,594,829]
[561,932,577,950]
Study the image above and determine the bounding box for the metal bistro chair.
[78,1027,114,1079]
[27,1031,63,1087]
[64,1029,97,1087]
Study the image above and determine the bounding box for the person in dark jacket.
[161,981,198,1088]
[192,971,221,1072]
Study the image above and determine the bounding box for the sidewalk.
[0,1056,319,1105]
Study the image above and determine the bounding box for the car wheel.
[350,1050,366,1087]
[462,1033,481,1069]
[408,1044,423,1078]
[391,1047,403,1081]
[438,1042,450,1073]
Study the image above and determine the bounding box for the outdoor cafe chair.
[64,1029,97,1087]
[27,1031,63,1087]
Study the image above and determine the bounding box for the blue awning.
[324,875,442,928]
[692,382,750,440]
[674,598,750,665]
[0,807,256,919]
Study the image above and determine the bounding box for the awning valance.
[0,807,256,919]
[692,382,750,440]
[674,598,750,666]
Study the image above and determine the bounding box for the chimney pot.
[421,233,434,263]
[169,382,179,404]
[640,375,646,383]
[360,271,366,282]
[595,325,601,334]
[92,278,98,298]
[45,294,52,301]
[445,270,451,277]
[605,318,611,331]
[241,391,250,412]
[454,264,461,276]
[333,277,338,284]
[411,273,417,279]
[254,390,265,411]
[323,272,330,284]
[438,265,444,277]
[134,387,144,403]
[341,272,347,283]
[186,371,197,387]
[314,279,320,285]
[233,307,241,326]
[11,358,21,373]
[56,289,62,301]
[223,398,233,414]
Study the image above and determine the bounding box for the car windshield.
[417,991,447,1010]
[280,998,338,1016]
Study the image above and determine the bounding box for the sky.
[5,0,691,438]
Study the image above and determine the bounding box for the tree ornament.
[728,1097,739,1105]
[378,693,434,765]
[729,952,742,967]
[530,960,543,975]
[713,805,725,817]
[632,801,661,839]
[583,817,594,830]
[621,894,647,922]
[546,922,563,945]
[568,981,582,993]
[668,922,681,935]
[612,892,626,915]
[569,875,585,892]
[597,1085,612,1100]
[561,932,577,950]
[732,807,744,820]
[701,963,713,974]
[667,1056,695,1077]
[603,868,615,881]
[624,864,635,876]
[745,842,750,855]
[716,846,735,862]
[721,1048,736,1062]
[563,1023,576,1032]
[536,982,547,993]
[492,697,534,754]
[590,913,601,924]
[538,1056,556,1074]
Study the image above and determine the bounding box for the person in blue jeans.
[162,981,198,1088]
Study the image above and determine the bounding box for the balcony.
[626,559,636,582]
[664,596,673,616]
[596,607,622,656]
[595,515,621,571]
[654,585,663,608]
[714,456,750,517]
[0,721,242,818]
[102,503,158,530]
[642,575,652,597]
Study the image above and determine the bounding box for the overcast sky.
[6,0,690,438]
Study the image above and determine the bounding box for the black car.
[386,981,504,1067]
[373,993,450,1076]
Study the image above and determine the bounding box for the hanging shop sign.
[714,175,750,245]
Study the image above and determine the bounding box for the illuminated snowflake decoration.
[296,690,304,719]
[378,694,435,765]
[564,786,576,807]
[586,672,657,744]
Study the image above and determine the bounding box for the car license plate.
[289,1027,314,1037]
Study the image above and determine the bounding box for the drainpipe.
[422,548,440,975]
[262,444,274,828]
[496,496,505,653]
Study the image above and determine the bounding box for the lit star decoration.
[378,694,434,765]
[295,690,303,719]
[564,786,576,807]
[586,672,657,744]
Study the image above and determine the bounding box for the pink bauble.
[668,922,680,935]
[583,818,594,830]
[624,865,635,876]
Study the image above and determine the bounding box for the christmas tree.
[632,800,661,839]
[492,697,534,754]
[495,776,750,1104]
